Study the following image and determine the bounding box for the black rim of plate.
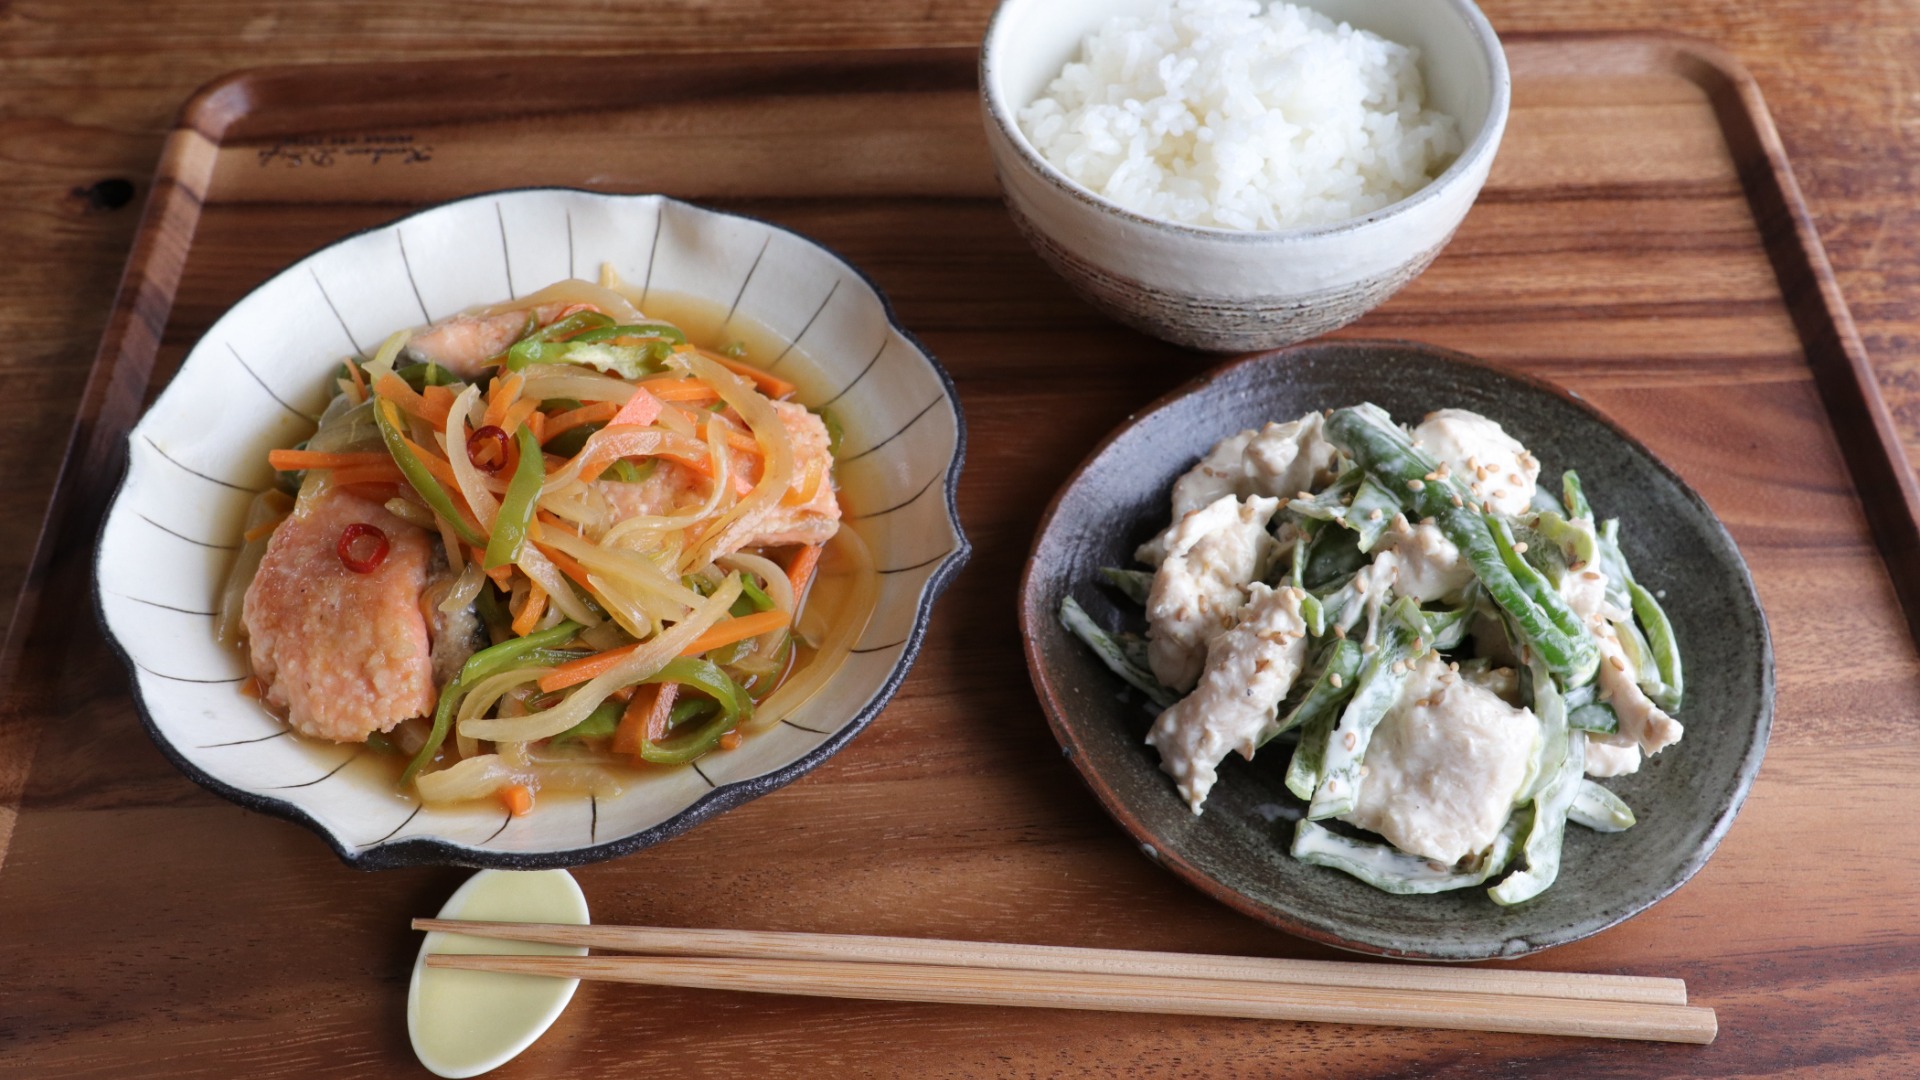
[1021,339,1773,958]
[92,187,971,871]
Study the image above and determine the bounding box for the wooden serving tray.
[4,33,1917,1077]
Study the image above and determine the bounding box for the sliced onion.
[474,279,644,324]
[456,667,556,727]
[539,527,701,614]
[521,367,647,405]
[538,426,708,496]
[681,354,794,568]
[436,562,486,614]
[460,575,740,743]
[516,544,600,626]
[416,753,533,804]
[720,551,794,613]
[443,384,501,531]
[745,524,875,734]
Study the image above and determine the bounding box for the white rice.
[1018,0,1463,231]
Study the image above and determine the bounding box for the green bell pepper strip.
[570,322,688,346]
[1568,779,1636,832]
[1322,406,1594,680]
[1629,580,1684,710]
[735,576,777,615]
[503,339,672,377]
[1099,567,1153,607]
[1059,596,1177,709]
[1307,602,1422,821]
[635,657,753,765]
[554,697,625,743]
[400,620,584,787]
[483,424,546,570]
[1264,638,1361,751]
[1562,469,1593,520]
[1293,810,1529,895]
[374,399,486,548]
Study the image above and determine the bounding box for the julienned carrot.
[326,464,407,489]
[268,448,391,471]
[535,542,595,594]
[399,435,461,491]
[613,682,677,755]
[502,398,541,438]
[484,372,526,431]
[704,350,797,400]
[242,518,281,543]
[421,384,458,427]
[787,543,824,604]
[611,387,664,428]
[345,358,369,403]
[511,581,549,637]
[635,377,719,404]
[374,372,440,428]
[500,784,533,816]
[680,608,790,657]
[708,423,763,457]
[544,400,620,441]
[538,642,639,693]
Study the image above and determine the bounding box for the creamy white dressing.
[1146,583,1310,812]
[1144,494,1283,691]
[1339,653,1540,865]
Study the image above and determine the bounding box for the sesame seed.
[1392,659,1408,674]
[1333,625,1347,639]
[1415,698,1431,709]
[1584,570,1603,581]
[1448,661,1459,672]
[1407,479,1425,492]
[1368,508,1383,522]
[1329,672,1344,688]
[1570,560,1587,572]
[1492,489,1508,500]
[1296,491,1314,502]
[1325,778,1340,794]
[1412,637,1425,651]
[1363,642,1378,654]
[1343,732,1358,751]
[1513,541,1529,554]
[1610,655,1627,671]
[1451,494,1464,507]
[1424,471,1439,482]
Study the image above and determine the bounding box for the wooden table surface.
[3,1,1917,1076]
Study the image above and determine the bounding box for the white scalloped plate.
[94,189,970,869]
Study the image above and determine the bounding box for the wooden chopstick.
[423,952,1716,1044]
[411,919,1687,1005]
[412,920,1714,1044]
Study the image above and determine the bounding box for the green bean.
[1568,780,1636,832]
[1261,638,1361,747]
[1291,811,1528,895]
[1059,596,1177,709]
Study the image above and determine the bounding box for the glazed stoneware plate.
[1021,341,1772,960]
[95,189,969,870]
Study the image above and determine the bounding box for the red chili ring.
[337,522,389,574]
[467,424,510,474]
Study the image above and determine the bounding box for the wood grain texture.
[0,19,1916,1080]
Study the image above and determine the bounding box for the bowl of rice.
[980,0,1510,352]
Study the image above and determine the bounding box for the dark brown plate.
[1020,340,1773,960]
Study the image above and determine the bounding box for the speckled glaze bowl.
[980,0,1511,352]
[1021,341,1772,959]
[94,189,969,870]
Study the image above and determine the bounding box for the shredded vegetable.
[235,276,865,814]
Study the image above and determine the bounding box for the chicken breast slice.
[1146,583,1310,813]
[243,487,438,743]
[1411,408,1540,517]
[1138,414,1336,565]
[1145,494,1282,692]
[1339,653,1540,865]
